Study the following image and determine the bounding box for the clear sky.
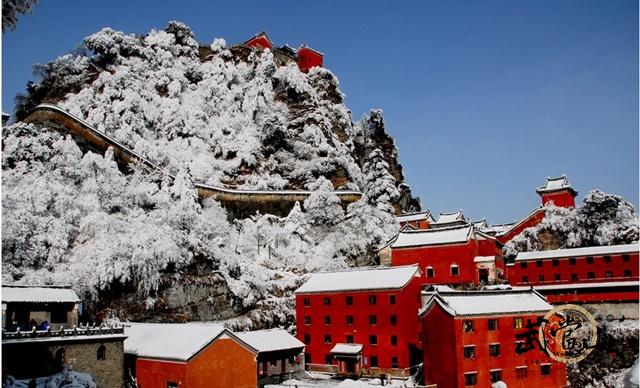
[2,0,638,224]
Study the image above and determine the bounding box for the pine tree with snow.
[303,177,344,226]
[363,149,400,212]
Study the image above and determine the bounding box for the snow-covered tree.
[363,148,400,211]
[2,0,38,32]
[504,190,639,258]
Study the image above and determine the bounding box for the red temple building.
[244,31,273,50]
[506,244,639,304]
[420,288,566,388]
[294,265,423,377]
[390,222,504,285]
[536,175,577,208]
[297,46,324,72]
[396,211,434,230]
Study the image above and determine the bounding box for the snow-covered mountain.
[3,22,418,328]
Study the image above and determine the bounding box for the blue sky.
[3,0,638,223]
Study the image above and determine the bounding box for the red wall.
[135,358,187,387]
[506,252,639,287]
[245,35,273,50]
[542,286,639,304]
[187,337,257,388]
[540,191,576,208]
[392,239,500,285]
[423,305,566,388]
[296,277,422,371]
[297,47,323,72]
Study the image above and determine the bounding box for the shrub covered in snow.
[504,190,639,258]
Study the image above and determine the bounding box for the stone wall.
[57,340,124,388]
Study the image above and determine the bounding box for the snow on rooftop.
[472,219,488,229]
[435,210,465,224]
[515,243,639,261]
[295,265,419,294]
[473,256,495,263]
[391,226,471,248]
[330,343,363,355]
[426,290,552,317]
[124,322,227,361]
[537,175,575,193]
[235,329,304,353]
[2,286,80,303]
[396,211,432,223]
[513,280,640,291]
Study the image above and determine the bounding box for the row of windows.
[303,314,398,325]
[463,344,501,358]
[520,254,631,269]
[520,270,633,283]
[464,365,552,385]
[306,333,398,346]
[303,294,397,307]
[321,354,400,368]
[425,265,459,278]
[463,317,527,332]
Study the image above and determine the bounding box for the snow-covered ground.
[266,372,418,388]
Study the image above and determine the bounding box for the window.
[370,356,378,367]
[463,320,474,332]
[569,258,576,265]
[325,354,333,364]
[605,271,613,278]
[587,256,594,264]
[623,255,630,262]
[346,335,354,343]
[520,262,528,269]
[538,275,544,282]
[391,335,398,346]
[389,295,396,304]
[488,319,498,331]
[522,276,529,283]
[516,366,528,379]
[588,272,595,279]
[489,344,501,357]
[369,315,377,325]
[464,372,477,386]
[451,264,459,276]
[324,335,331,344]
[51,309,67,323]
[514,318,523,329]
[97,345,106,361]
[536,260,543,268]
[324,297,331,306]
[490,370,502,383]
[571,273,579,281]
[369,335,378,345]
[540,364,551,376]
[391,356,398,368]
[303,298,310,307]
[304,334,311,344]
[426,267,434,278]
[167,383,178,388]
[463,346,476,359]
[304,316,311,325]
[604,255,612,263]
[624,270,632,277]
[345,296,353,306]
[346,315,354,325]
[552,259,560,267]
[324,316,331,325]
[368,295,377,305]
[515,341,526,353]
[554,274,561,281]
[390,315,397,325]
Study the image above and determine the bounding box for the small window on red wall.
[451,264,459,276]
[426,267,434,278]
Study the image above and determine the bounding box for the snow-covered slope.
[3,22,415,327]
